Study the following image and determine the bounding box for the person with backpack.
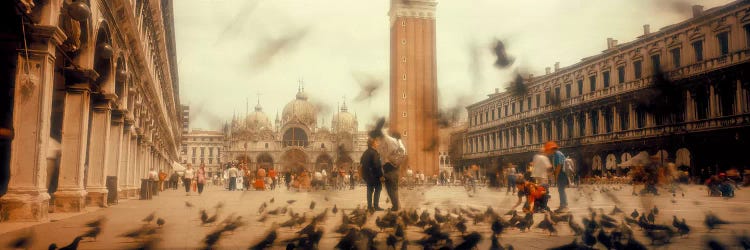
[545,141,569,213]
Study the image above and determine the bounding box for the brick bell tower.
[389,0,439,176]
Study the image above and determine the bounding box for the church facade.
[223,88,367,174]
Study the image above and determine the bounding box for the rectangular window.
[634,60,642,79]
[535,94,541,107]
[578,114,585,137]
[527,98,531,110]
[192,148,196,156]
[565,84,571,99]
[577,80,583,95]
[590,111,599,135]
[602,71,610,88]
[745,24,750,48]
[617,66,625,84]
[692,40,703,61]
[717,32,729,56]
[519,99,524,112]
[545,90,551,105]
[670,48,681,68]
[200,147,205,156]
[651,54,661,72]
[504,106,508,116]
[554,87,561,99]
[491,110,495,120]
[485,112,489,122]
[589,75,596,93]
[209,148,213,157]
[511,103,516,114]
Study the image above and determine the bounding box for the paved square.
[1,184,748,249]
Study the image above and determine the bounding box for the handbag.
[191,180,197,192]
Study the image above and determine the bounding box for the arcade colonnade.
[0,0,181,222]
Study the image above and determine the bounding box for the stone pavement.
[0,184,749,249]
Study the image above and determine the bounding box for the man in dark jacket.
[360,137,384,212]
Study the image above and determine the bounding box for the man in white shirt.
[377,131,405,211]
[228,165,239,191]
[531,148,552,185]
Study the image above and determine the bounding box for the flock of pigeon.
[5,184,750,249]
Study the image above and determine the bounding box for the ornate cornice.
[389,0,437,23]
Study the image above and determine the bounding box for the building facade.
[389,0,440,176]
[224,88,367,174]
[464,2,750,179]
[181,104,189,134]
[0,0,181,221]
[180,129,224,176]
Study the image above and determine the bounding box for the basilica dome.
[282,88,317,128]
[245,103,272,130]
[332,102,357,133]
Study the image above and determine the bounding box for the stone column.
[598,109,605,133]
[573,115,579,137]
[685,90,695,121]
[613,107,620,132]
[585,113,592,136]
[85,101,112,207]
[118,119,132,198]
[709,84,718,118]
[628,104,636,130]
[736,79,745,114]
[551,120,557,141]
[54,82,92,213]
[0,26,65,220]
[127,134,139,197]
[107,111,124,200]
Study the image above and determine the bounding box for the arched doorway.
[592,155,603,176]
[282,149,308,173]
[336,152,353,171]
[256,153,274,171]
[315,154,333,173]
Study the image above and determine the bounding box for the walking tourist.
[377,131,406,211]
[228,164,238,191]
[546,141,568,212]
[196,164,207,195]
[268,167,277,190]
[169,171,179,190]
[506,164,517,194]
[254,167,266,190]
[158,170,167,191]
[361,137,383,212]
[531,148,552,185]
[183,164,195,196]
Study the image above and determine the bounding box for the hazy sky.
[174,0,733,131]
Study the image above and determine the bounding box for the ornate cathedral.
[224,87,368,173]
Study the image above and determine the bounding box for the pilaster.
[0,40,61,221]
[107,110,124,201]
[85,100,112,207]
[54,82,93,213]
[118,119,132,199]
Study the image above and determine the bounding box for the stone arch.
[256,153,274,170]
[315,154,333,173]
[655,150,669,165]
[114,56,127,106]
[592,155,603,171]
[605,154,617,170]
[58,0,93,67]
[281,149,308,173]
[675,148,691,167]
[93,20,114,88]
[282,127,308,147]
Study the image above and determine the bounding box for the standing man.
[361,137,384,212]
[406,167,414,189]
[349,168,356,190]
[546,141,568,212]
[228,164,238,191]
[378,131,405,211]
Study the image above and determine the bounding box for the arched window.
[283,128,308,147]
